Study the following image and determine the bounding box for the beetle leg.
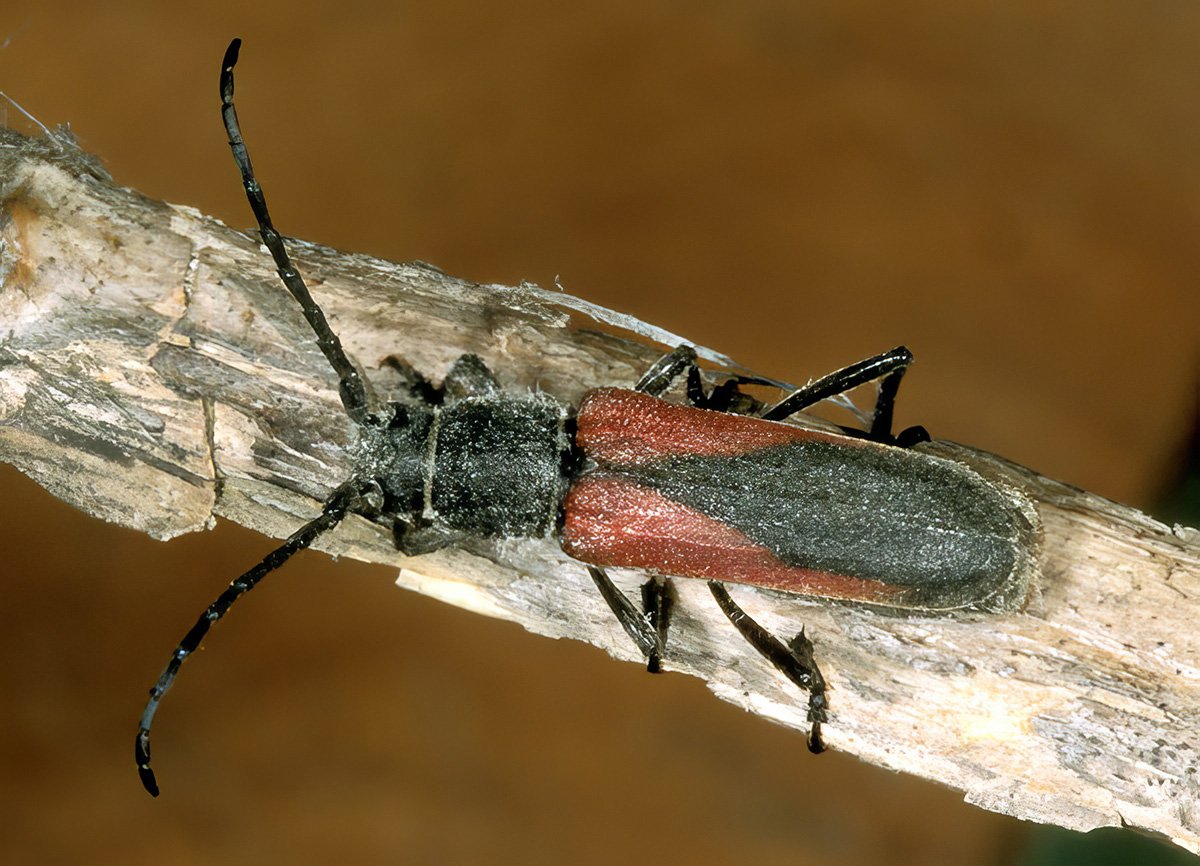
[394,521,463,556]
[442,354,502,398]
[637,347,786,415]
[588,566,667,673]
[761,346,912,424]
[635,345,746,411]
[760,346,929,445]
[383,353,503,404]
[636,345,931,447]
[380,357,442,405]
[702,376,771,415]
[640,575,675,672]
[708,581,827,753]
[636,345,701,397]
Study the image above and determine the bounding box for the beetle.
[134,39,1041,796]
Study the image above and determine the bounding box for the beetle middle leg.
[635,345,708,404]
[637,344,930,446]
[584,346,727,673]
[635,345,770,413]
[640,575,674,670]
[587,568,673,673]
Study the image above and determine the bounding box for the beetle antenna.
[135,479,366,796]
[219,38,375,427]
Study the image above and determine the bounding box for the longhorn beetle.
[135,38,1041,796]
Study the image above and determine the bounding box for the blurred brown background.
[2,2,1198,864]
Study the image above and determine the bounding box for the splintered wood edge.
[2,129,1198,851]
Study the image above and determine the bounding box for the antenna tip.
[135,731,161,797]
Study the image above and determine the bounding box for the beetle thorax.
[359,392,573,540]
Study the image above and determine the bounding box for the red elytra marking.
[575,388,869,465]
[562,474,907,603]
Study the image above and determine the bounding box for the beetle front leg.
[442,354,502,398]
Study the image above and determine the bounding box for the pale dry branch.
[2,128,1197,851]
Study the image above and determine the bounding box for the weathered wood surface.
[2,128,1197,851]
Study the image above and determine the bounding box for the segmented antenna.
[135,480,365,796]
[219,38,375,427]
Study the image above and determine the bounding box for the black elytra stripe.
[617,439,1023,609]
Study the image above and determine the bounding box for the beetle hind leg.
[759,346,932,447]
[708,581,827,753]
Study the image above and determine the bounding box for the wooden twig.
[2,128,1197,852]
